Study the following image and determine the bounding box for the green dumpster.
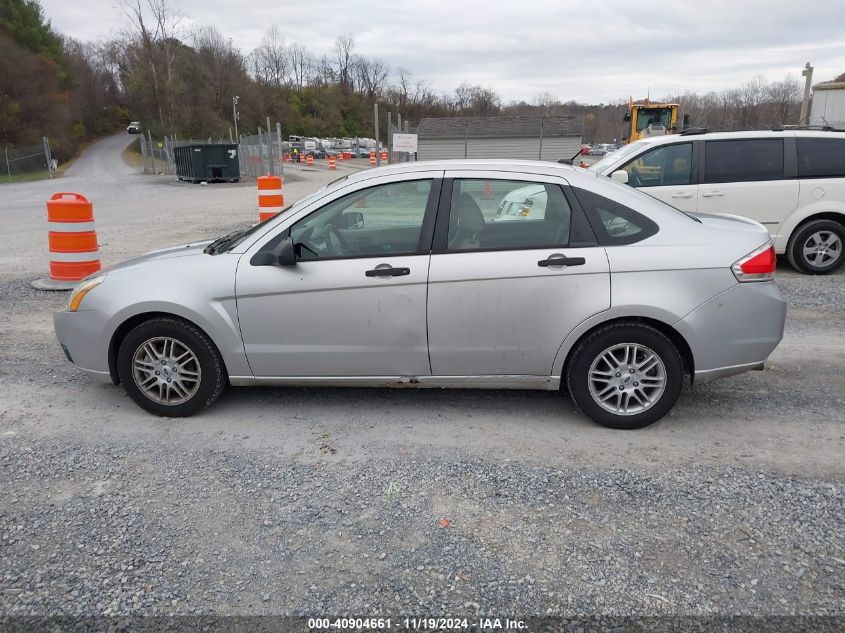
[174,144,240,183]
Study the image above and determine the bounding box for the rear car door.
[617,141,698,212]
[426,172,610,377]
[236,174,440,378]
[698,138,798,237]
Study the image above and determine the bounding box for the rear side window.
[572,188,659,246]
[797,138,845,178]
[704,139,784,183]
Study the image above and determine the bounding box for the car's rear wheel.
[787,219,845,274]
[566,323,683,429]
[117,317,226,417]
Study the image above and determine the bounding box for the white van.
[589,130,845,274]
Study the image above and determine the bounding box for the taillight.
[732,242,776,282]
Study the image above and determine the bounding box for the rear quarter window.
[572,188,659,246]
[797,138,845,178]
[704,139,784,183]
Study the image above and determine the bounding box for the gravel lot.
[0,135,843,622]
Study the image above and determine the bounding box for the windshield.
[636,107,673,131]
[589,140,650,173]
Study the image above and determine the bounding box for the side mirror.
[611,170,629,184]
[250,235,296,267]
[338,211,364,230]
[623,112,632,122]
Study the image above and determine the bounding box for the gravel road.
[0,136,843,622]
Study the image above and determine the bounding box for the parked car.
[589,130,845,274]
[495,183,547,220]
[54,159,785,429]
[126,121,141,134]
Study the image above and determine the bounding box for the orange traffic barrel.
[482,181,493,200]
[33,192,101,290]
[380,150,388,161]
[337,152,344,161]
[258,174,284,222]
[306,154,314,166]
[369,151,376,166]
[328,156,336,170]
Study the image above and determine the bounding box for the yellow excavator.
[622,98,685,144]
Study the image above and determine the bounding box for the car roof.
[341,159,579,184]
[629,129,845,147]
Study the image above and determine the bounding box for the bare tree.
[288,43,312,91]
[251,26,289,87]
[333,34,354,92]
[355,56,390,99]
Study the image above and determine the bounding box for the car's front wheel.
[117,317,226,417]
[787,219,845,275]
[566,323,684,429]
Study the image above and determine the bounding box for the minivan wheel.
[117,317,226,417]
[787,219,845,274]
[566,323,683,430]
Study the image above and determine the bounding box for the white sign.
[392,133,418,153]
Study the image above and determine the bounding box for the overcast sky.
[40,0,845,103]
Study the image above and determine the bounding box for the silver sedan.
[54,160,787,429]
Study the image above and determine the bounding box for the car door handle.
[701,191,724,198]
[671,192,693,199]
[365,266,410,277]
[538,255,586,267]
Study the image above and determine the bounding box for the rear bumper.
[676,281,787,383]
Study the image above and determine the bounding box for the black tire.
[117,317,226,417]
[787,219,845,275]
[566,322,684,430]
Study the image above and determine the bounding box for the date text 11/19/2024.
[308,617,528,630]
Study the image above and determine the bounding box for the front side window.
[447,179,572,251]
[290,179,432,259]
[704,139,784,183]
[621,142,693,188]
[573,188,659,246]
[797,138,845,178]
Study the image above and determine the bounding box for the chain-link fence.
[2,138,55,182]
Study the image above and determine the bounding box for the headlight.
[68,275,105,312]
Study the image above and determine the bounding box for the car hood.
[99,241,212,275]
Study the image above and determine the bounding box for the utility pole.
[233,95,240,140]
[800,62,814,126]
[374,103,380,166]
[387,111,392,165]
[276,122,284,177]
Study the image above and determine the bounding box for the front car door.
[426,172,610,379]
[235,173,441,378]
[617,141,699,213]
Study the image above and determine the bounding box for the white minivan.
[589,130,845,274]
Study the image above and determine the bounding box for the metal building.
[415,115,583,162]
[810,75,845,129]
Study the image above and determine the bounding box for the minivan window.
[704,139,784,183]
[797,138,845,178]
[620,142,693,187]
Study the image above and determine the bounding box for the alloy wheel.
[132,337,202,405]
[588,343,667,416]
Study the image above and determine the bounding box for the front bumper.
[53,309,113,379]
[676,281,787,383]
